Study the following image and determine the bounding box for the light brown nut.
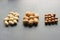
[29,16,34,19]
[28,19,34,25]
[26,11,31,17]
[23,16,29,20]
[30,12,35,16]
[23,19,29,24]
[33,18,38,24]
[34,14,39,19]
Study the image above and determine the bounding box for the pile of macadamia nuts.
[23,11,39,26]
[45,14,58,25]
[4,12,19,26]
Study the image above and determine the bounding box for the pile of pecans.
[23,11,39,26]
[45,14,58,25]
[4,12,19,26]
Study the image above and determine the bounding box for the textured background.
[0,0,60,40]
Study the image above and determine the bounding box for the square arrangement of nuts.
[23,11,39,27]
[45,14,58,25]
[4,12,19,26]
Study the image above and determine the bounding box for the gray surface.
[0,0,60,40]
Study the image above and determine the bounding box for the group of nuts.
[4,12,19,26]
[4,11,58,27]
[23,11,39,26]
[45,14,58,25]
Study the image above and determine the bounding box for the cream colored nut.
[9,21,14,25]
[13,12,19,17]
[29,16,34,19]
[15,12,19,16]
[12,13,16,15]
[13,20,18,24]
[7,14,14,18]
[13,17,19,20]
[34,14,39,19]
[33,18,38,23]
[9,12,14,14]
[28,19,34,24]
[14,14,19,17]
[4,17,9,21]
[23,16,29,20]
[26,11,31,17]
[4,21,9,25]
[9,18,14,21]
